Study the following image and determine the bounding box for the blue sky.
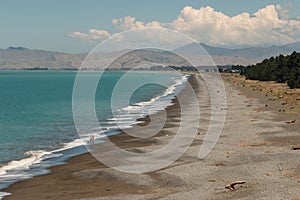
[1,0,300,53]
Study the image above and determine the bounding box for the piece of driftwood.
[291,145,300,150]
[225,181,246,191]
[286,120,296,124]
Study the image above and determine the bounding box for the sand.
[3,73,300,200]
[223,73,300,113]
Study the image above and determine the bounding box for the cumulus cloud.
[67,29,111,42]
[68,4,300,46]
[275,4,289,19]
[112,16,162,31]
[171,5,300,46]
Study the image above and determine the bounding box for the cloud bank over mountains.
[67,5,300,47]
[67,29,111,42]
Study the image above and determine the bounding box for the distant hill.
[175,41,300,59]
[0,47,86,69]
[6,46,29,51]
[282,42,300,52]
[0,42,299,70]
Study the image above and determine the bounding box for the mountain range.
[0,42,299,69]
[175,42,300,59]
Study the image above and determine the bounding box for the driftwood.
[225,181,246,191]
[286,120,296,124]
[291,145,300,150]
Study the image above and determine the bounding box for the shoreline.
[0,70,188,197]
[2,73,198,200]
[3,73,300,200]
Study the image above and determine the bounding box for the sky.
[1,0,300,53]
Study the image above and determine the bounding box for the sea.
[0,71,188,198]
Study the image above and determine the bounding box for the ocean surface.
[0,71,188,198]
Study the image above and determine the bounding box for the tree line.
[240,52,300,89]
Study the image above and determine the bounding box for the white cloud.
[275,4,289,19]
[112,16,162,31]
[67,29,111,42]
[68,4,300,47]
[171,5,300,46]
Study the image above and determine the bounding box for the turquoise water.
[0,72,76,163]
[0,71,187,193]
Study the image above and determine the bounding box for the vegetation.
[241,52,300,89]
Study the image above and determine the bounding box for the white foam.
[0,150,48,176]
[58,138,87,151]
[0,139,89,191]
[107,117,133,121]
[0,192,11,199]
[106,74,189,132]
[104,121,135,124]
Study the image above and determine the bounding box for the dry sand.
[3,73,300,200]
[223,73,300,113]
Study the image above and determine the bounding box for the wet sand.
[3,73,300,200]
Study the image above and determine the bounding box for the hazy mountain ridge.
[0,48,86,69]
[175,42,300,59]
[0,42,299,69]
